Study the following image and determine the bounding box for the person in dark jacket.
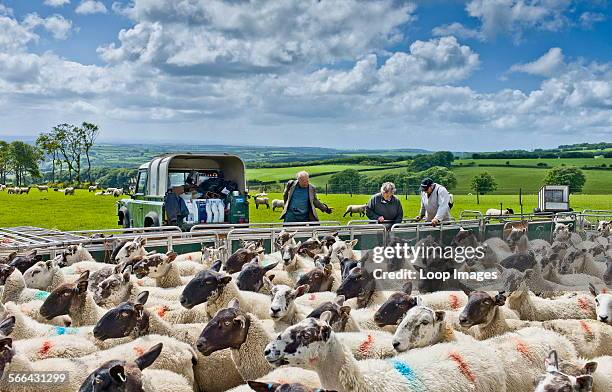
[280,171,332,223]
[366,182,403,228]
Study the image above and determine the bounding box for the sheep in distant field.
[485,208,514,216]
[35,185,48,192]
[94,191,104,195]
[63,187,75,195]
[254,196,270,209]
[112,188,123,197]
[589,284,611,324]
[87,185,97,192]
[19,186,31,194]
[343,204,366,217]
[271,199,284,211]
[0,184,5,191]
[6,186,16,194]
[264,312,507,392]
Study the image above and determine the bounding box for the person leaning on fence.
[366,182,403,228]
[415,177,452,226]
[280,171,333,223]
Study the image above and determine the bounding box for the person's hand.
[326,207,333,214]
[431,218,440,226]
[377,216,385,223]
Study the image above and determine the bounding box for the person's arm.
[393,198,404,224]
[416,192,426,219]
[434,187,450,221]
[365,195,380,221]
[312,189,332,213]
[283,181,292,203]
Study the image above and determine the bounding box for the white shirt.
[419,183,452,221]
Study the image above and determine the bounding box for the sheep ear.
[122,268,131,282]
[228,298,240,309]
[233,314,246,329]
[293,284,309,298]
[135,236,147,247]
[401,281,413,295]
[348,239,358,248]
[334,295,346,306]
[575,375,593,391]
[210,260,222,272]
[136,291,149,305]
[76,271,89,293]
[319,310,333,325]
[166,252,178,262]
[339,306,351,318]
[494,292,506,306]
[108,364,126,384]
[264,262,279,272]
[589,283,598,297]
[218,275,232,285]
[462,287,472,297]
[263,276,274,292]
[545,350,559,372]
[583,361,598,374]
[0,316,16,336]
[0,337,12,349]
[45,259,54,269]
[415,296,423,306]
[135,343,163,370]
[247,381,281,392]
[434,310,445,322]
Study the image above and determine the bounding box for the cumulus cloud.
[23,13,73,40]
[44,0,71,7]
[97,0,416,74]
[432,22,484,41]
[76,0,108,15]
[510,47,564,76]
[465,0,572,40]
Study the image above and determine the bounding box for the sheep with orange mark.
[0,314,197,389]
[541,319,612,358]
[506,284,596,321]
[263,312,507,392]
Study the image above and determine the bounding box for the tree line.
[0,122,100,186]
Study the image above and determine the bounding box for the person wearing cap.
[366,182,403,228]
[415,177,451,226]
[281,171,333,223]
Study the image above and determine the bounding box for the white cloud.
[23,13,73,40]
[579,12,606,29]
[76,0,108,15]
[510,47,564,76]
[432,22,484,41]
[97,0,416,74]
[465,0,572,40]
[44,0,71,7]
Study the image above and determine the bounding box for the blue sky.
[0,0,610,151]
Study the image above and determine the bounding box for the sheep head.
[196,298,249,356]
[93,291,150,341]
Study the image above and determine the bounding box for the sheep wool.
[542,319,612,358]
[336,330,396,360]
[206,279,271,320]
[507,291,596,321]
[1,269,50,304]
[230,313,275,380]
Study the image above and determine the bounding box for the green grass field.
[246,164,387,182]
[454,157,612,167]
[2,190,610,231]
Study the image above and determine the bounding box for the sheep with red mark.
[506,284,596,321]
[541,319,612,358]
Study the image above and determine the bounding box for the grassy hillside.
[1,190,610,231]
[455,157,612,167]
[246,164,388,183]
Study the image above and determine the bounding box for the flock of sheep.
[0,218,610,391]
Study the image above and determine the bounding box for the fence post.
[325,183,328,196]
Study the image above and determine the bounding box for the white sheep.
[541,319,612,358]
[1,267,52,305]
[35,185,48,192]
[543,258,605,289]
[59,243,95,266]
[392,305,474,352]
[133,252,193,288]
[271,199,285,211]
[485,208,514,216]
[254,196,270,209]
[23,258,66,291]
[506,286,596,321]
[589,284,611,324]
[263,278,310,332]
[343,205,366,217]
[329,239,359,264]
[63,186,75,195]
[0,333,197,391]
[264,313,507,392]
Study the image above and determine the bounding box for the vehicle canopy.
[138,153,247,197]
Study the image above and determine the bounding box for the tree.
[329,169,364,193]
[470,172,498,204]
[80,122,99,182]
[0,141,10,184]
[543,166,586,193]
[8,141,42,186]
[410,151,455,171]
[36,134,60,182]
[415,166,457,190]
